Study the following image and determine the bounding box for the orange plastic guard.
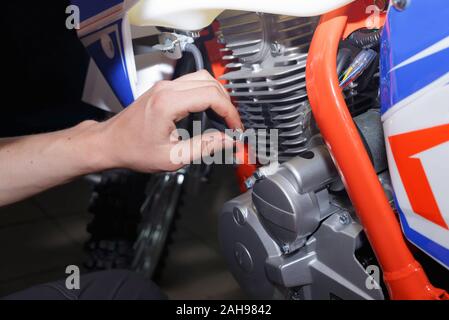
[305,4,448,300]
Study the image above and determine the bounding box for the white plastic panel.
[129,0,355,30]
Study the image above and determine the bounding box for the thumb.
[175,131,235,165]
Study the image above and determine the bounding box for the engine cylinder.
[217,12,319,162]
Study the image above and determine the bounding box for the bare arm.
[0,71,241,206]
[0,121,108,205]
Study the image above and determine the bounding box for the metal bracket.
[153,32,195,60]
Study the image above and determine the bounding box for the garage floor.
[0,165,246,299]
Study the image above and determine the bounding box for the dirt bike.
[70,0,449,300]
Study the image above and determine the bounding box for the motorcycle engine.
[216,11,388,300]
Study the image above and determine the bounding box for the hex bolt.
[253,170,264,180]
[217,34,225,44]
[339,212,351,225]
[392,0,409,11]
[282,244,291,254]
[270,42,283,55]
[244,168,268,190]
[244,176,257,189]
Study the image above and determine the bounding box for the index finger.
[174,70,231,99]
[174,70,215,82]
[158,86,243,130]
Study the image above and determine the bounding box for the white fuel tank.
[128,0,355,30]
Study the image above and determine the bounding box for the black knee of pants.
[3,270,167,300]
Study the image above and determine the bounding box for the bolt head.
[339,213,351,225]
[392,0,409,11]
[244,176,256,189]
[282,244,290,254]
[253,170,264,180]
[270,42,282,55]
[234,243,253,273]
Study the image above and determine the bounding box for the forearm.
[0,71,241,207]
[0,120,112,206]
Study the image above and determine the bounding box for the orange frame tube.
[306,4,448,300]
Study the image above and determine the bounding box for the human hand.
[96,70,243,173]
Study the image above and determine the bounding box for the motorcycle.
[70,0,449,300]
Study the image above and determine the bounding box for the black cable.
[348,28,382,49]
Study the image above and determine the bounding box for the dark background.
[1,1,107,137]
[0,2,245,298]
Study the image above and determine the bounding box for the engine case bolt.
[392,0,409,11]
[244,176,257,189]
[234,242,254,273]
[339,212,351,225]
[270,42,283,55]
[281,244,291,254]
[253,170,264,180]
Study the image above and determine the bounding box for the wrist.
[72,120,117,174]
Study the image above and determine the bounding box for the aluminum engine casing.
[217,12,379,163]
[252,145,338,251]
[218,145,384,300]
[217,12,319,162]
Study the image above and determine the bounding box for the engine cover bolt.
[270,42,283,55]
[244,176,257,189]
[281,244,291,254]
[234,242,254,273]
[339,212,351,225]
[253,170,264,180]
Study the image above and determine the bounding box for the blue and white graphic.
[70,0,138,107]
[380,0,449,115]
[81,19,135,107]
[381,0,449,269]
[70,0,125,23]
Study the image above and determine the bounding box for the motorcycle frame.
[74,0,449,300]
[205,0,449,300]
[305,3,448,300]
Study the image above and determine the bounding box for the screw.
[392,0,409,11]
[270,42,283,55]
[282,244,291,254]
[339,212,351,225]
[253,170,264,180]
[244,176,257,189]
